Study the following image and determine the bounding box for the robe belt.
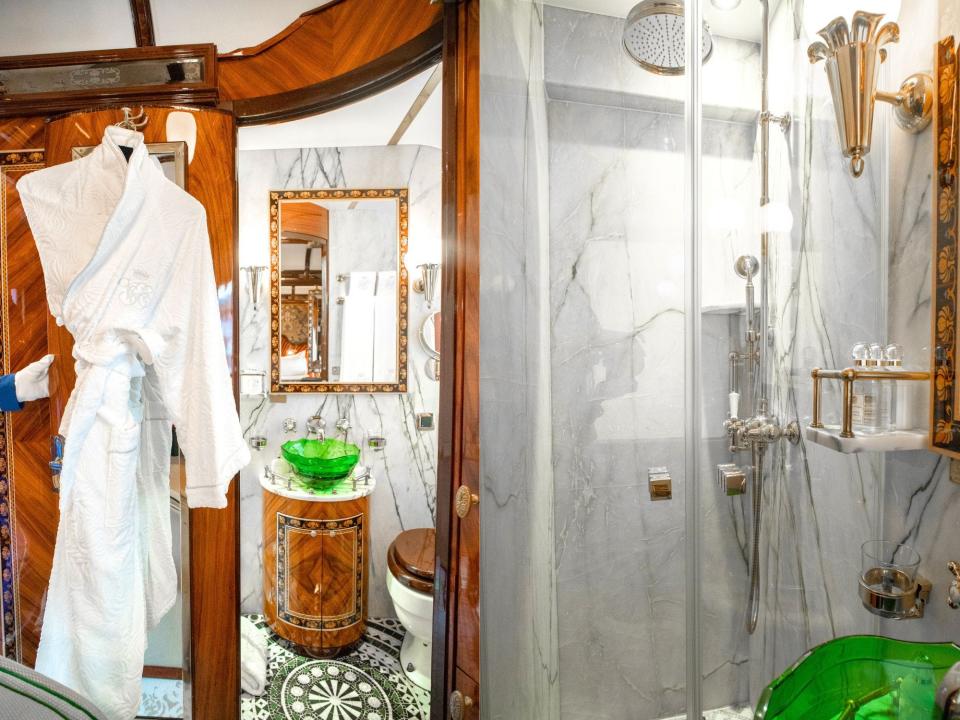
[56,328,165,501]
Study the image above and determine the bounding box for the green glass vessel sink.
[755,635,960,720]
[281,438,360,481]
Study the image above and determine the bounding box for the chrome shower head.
[622,0,714,76]
[734,255,759,281]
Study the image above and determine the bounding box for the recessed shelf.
[804,425,928,454]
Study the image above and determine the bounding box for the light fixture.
[808,10,932,178]
[242,265,267,313]
[165,110,197,164]
[413,263,440,309]
[759,201,794,234]
[710,0,741,10]
[802,0,901,40]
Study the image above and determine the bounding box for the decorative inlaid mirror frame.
[268,187,409,394]
[933,36,960,456]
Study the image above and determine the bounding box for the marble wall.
[754,0,959,701]
[879,0,960,645]
[479,1,561,718]
[237,145,441,618]
[543,6,760,719]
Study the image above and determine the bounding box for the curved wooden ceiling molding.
[218,0,442,126]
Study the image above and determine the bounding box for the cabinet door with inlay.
[264,492,368,655]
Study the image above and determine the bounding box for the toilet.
[386,528,435,690]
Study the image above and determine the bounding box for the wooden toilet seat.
[388,528,435,594]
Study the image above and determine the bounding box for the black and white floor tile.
[241,614,430,720]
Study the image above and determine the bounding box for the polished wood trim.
[231,26,442,126]
[217,0,441,124]
[143,665,183,680]
[0,45,218,118]
[433,1,481,717]
[219,0,349,57]
[129,0,156,47]
[0,118,44,149]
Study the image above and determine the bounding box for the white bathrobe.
[17,126,250,719]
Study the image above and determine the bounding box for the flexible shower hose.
[746,443,765,634]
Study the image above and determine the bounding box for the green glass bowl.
[281,438,360,480]
[755,635,960,720]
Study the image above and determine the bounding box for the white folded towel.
[348,271,377,296]
[339,295,376,382]
[240,616,268,696]
[373,272,398,383]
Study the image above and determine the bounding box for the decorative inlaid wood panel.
[0,143,50,666]
[263,491,368,655]
[933,37,960,457]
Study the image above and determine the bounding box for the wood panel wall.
[0,117,49,665]
[45,107,240,719]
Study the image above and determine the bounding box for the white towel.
[373,272,398,383]
[348,271,377,296]
[240,616,267,696]
[339,296,376,382]
[279,351,308,380]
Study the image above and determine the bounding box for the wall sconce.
[808,11,933,178]
[242,265,267,313]
[413,263,440,309]
[165,110,197,164]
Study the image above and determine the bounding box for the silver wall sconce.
[242,265,268,313]
[808,12,933,178]
[413,263,440,309]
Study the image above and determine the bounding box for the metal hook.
[115,106,149,131]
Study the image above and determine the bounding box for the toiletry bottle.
[868,343,889,433]
[884,343,904,431]
[851,343,874,432]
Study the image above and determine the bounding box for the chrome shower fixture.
[622,0,713,76]
[808,11,933,178]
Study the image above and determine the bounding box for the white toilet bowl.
[386,528,435,690]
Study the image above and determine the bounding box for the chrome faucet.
[306,414,325,440]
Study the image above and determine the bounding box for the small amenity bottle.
[851,343,881,434]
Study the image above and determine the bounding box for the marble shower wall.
[544,7,758,719]
[880,0,960,644]
[479,1,561,718]
[751,0,886,699]
[236,145,441,618]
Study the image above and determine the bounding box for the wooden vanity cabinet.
[262,491,369,656]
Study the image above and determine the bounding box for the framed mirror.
[269,188,408,393]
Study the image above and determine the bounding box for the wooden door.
[433,0,480,717]
[1,108,242,718]
[0,118,58,667]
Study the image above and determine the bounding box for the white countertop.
[260,468,376,502]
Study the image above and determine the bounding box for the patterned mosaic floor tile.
[241,614,430,720]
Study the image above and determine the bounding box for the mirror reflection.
[271,189,408,392]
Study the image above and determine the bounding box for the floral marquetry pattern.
[276,513,364,631]
[0,149,45,660]
[268,188,409,394]
[934,36,960,455]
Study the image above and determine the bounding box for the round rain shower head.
[622,0,714,76]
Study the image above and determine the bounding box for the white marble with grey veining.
[237,145,440,618]
[479,1,561,719]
